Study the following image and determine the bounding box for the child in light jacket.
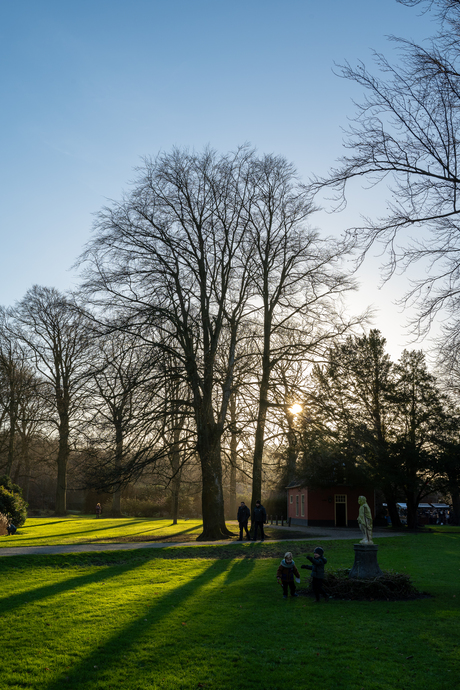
[276,551,300,599]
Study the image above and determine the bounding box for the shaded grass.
[0,531,459,689]
[0,517,314,548]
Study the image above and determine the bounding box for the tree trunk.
[111,489,121,516]
[23,440,31,503]
[13,460,21,485]
[55,450,68,515]
[406,494,419,530]
[196,425,234,541]
[54,412,69,516]
[229,392,237,518]
[6,391,17,477]
[169,424,183,525]
[251,375,270,513]
[385,497,402,529]
[285,409,298,482]
[111,426,123,517]
[171,478,180,525]
[451,487,460,526]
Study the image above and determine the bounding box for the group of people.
[236,500,266,541]
[276,547,330,601]
[236,500,330,602]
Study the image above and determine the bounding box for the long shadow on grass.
[6,520,147,544]
[40,558,230,690]
[0,553,150,616]
[24,520,73,528]
[223,556,256,584]
[98,521,192,535]
[101,524,202,542]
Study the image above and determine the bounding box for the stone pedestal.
[349,544,383,579]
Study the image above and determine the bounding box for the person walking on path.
[252,500,267,541]
[277,551,300,599]
[237,501,251,540]
[302,546,330,602]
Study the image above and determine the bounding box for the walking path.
[0,524,404,558]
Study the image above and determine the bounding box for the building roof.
[285,481,302,489]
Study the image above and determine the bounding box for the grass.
[0,517,314,548]
[0,526,459,689]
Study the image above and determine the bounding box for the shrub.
[0,485,28,527]
[301,568,428,601]
[120,498,168,518]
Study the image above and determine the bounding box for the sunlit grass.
[0,517,210,547]
[0,531,459,689]
[0,516,315,548]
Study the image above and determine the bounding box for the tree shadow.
[4,520,150,545]
[0,554,149,617]
[101,524,202,542]
[39,558,230,690]
[223,556,256,584]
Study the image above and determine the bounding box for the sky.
[0,0,440,360]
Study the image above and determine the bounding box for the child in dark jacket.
[301,546,330,602]
[276,551,300,599]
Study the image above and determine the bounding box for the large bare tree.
[79,147,257,540]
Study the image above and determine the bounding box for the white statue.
[357,495,374,545]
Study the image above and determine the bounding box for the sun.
[289,403,302,415]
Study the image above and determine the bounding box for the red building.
[286,482,375,527]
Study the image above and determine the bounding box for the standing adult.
[95,502,102,518]
[252,500,267,541]
[237,501,251,541]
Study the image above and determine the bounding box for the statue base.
[349,544,383,579]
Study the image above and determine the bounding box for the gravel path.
[0,525,404,558]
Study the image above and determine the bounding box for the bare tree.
[0,311,41,480]
[0,318,24,477]
[241,154,361,512]
[8,286,90,515]
[312,0,460,350]
[78,147,257,540]
[83,332,155,516]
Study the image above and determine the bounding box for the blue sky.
[0,1,438,358]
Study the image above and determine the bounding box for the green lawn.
[0,517,317,548]
[0,527,459,689]
[0,517,210,547]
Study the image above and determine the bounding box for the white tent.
[395,503,432,509]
